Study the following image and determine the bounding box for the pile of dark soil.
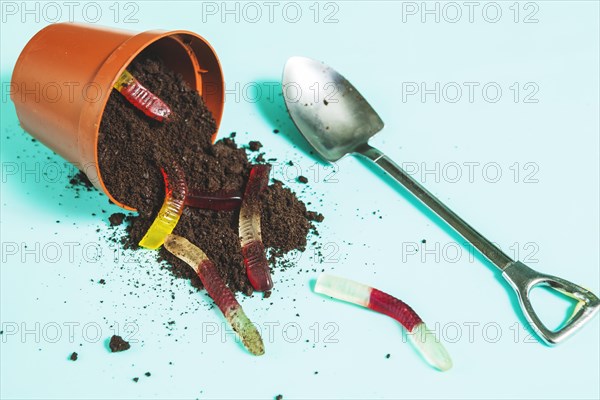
[98,56,322,295]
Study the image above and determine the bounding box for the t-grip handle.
[502,261,600,345]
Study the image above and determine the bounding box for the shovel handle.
[502,261,600,345]
[357,143,600,345]
[356,143,514,268]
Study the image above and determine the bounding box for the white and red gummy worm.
[315,273,452,371]
[239,164,273,292]
[164,234,265,356]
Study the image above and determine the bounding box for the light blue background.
[1,1,599,399]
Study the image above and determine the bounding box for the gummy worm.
[239,165,273,292]
[139,164,187,250]
[164,234,265,356]
[315,273,452,371]
[185,188,242,211]
[113,69,172,122]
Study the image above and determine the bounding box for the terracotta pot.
[10,22,224,211]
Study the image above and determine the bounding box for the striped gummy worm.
[113,69,172,122]
[239,165,272,292]
[164,234,265,356]
[315,273,452,371]
[139,163,187,250]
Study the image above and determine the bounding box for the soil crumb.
[248,141,263,151]
[109,213,126,226]
[109,335,131,352]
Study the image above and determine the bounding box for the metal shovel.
[282,56,599,345]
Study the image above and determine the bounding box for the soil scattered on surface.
[109,335,130,352]
[97,56,322,295]
[69,352,78,361]
[69,171,94,190]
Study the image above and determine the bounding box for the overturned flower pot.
[10,22,224,210]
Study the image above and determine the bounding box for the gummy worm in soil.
[113,69,172,122]
[163,234,265,356]
[139,164,187,250]
[315,273,452,371]
[239,165,273,292]
[185,188,242,211]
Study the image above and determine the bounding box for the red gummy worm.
[241,240,273,292]
[244,165,270,202]
[196,259,241,315]
[120,80,172,122]
[368,288,423,332]
[185,188,242,211]
[162,162,187,203]
[240,164,272,292]
[162,234,265,355]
